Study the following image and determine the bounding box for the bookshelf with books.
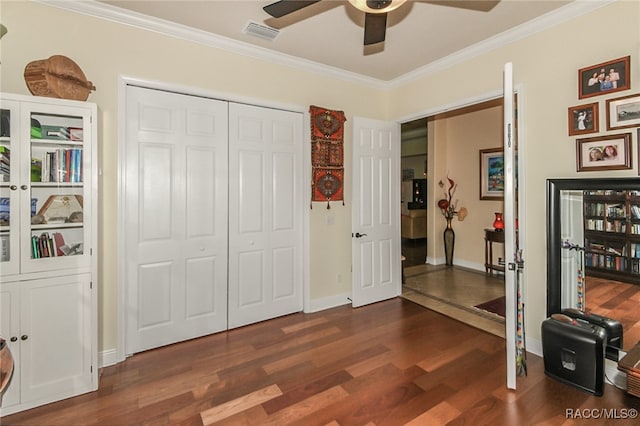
[583,189,640,284]
[0,93,97,416]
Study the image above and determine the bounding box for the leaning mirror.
[547,177,640,352]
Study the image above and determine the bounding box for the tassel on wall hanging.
[309,105,346,209]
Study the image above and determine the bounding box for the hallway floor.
[402,264,506,337]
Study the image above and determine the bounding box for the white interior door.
[227,103,304,328]
[125,87,229,354]
[351,117,401,307]
[503,63,518,389]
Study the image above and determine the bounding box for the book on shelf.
[0,146,9,180]
[605,218,626,233]
[586,218,604,231]
[31,158,42,182]
[31,233,55,258]
[606,203,625,218]
[607,245,624,256]
[31,232,82,258]
[36,148,83,183]
[585,203,605,216]
[52,232,65,256]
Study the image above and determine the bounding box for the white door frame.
[113,76,311,365]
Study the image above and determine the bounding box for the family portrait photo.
[578,56,630,99]
[576,133,631,172]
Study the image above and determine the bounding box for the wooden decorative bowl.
[24,55,96,101]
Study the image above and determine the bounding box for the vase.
[493,212,504,231]
[443,217,455,266]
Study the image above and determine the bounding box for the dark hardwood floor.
[2,298,639,425]
[586,276,640,351]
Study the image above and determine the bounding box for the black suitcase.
[541,314,606,396]
[562,308,623,361]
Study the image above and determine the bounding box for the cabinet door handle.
[20,335,28,341]
[20,185,28,190]
[10,336,18,342]
[10,185,17,190]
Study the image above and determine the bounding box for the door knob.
[354,232,367,238]
[10,185,17,190]
[20,185,28,190]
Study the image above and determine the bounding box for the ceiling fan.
[263,0,409,46]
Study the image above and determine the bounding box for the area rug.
[474,296,505,318]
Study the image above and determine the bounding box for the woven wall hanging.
[309,105,346,209]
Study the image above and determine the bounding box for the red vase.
[493,212,504,231]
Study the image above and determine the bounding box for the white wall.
[428,104,504,268]
[390,0,640,345]
[0,1,388,354]
[2,0,639,357]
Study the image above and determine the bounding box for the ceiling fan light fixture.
[347,0,406,14]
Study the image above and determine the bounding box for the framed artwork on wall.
[479,147,504,200]
[606,93,640,130]
[576,133,632,172]
[568,102,599,135]
[578,56,630,99]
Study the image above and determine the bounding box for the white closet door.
[125,87,228,354]
[228,103,303,328]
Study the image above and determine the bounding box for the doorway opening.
[400,117,428,267]
[400,97,507,336]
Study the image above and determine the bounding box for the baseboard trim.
[527,337,542,357]
[99,348,120,368]
[425,257,486,273]
[307,292,352,313]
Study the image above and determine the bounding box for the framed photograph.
[576,133,632,172]
[568,102,599,135]
[606,93,640,130]
[578,56,630,99]
[36,195,83,224]
[479,147,504,200]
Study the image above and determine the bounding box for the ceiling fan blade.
[363,12,387,45]
[263,0,322,18]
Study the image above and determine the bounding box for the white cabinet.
[1,276,95,412]
[0,93,97,416]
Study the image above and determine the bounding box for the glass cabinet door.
[0,101,19,276]
[21,105,92,273]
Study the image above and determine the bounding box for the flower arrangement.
[437,176,468,221]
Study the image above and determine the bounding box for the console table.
[484,228,505,276]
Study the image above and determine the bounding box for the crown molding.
[37,0,617,90]
[36,0,388,89]
[388,0,617,88]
